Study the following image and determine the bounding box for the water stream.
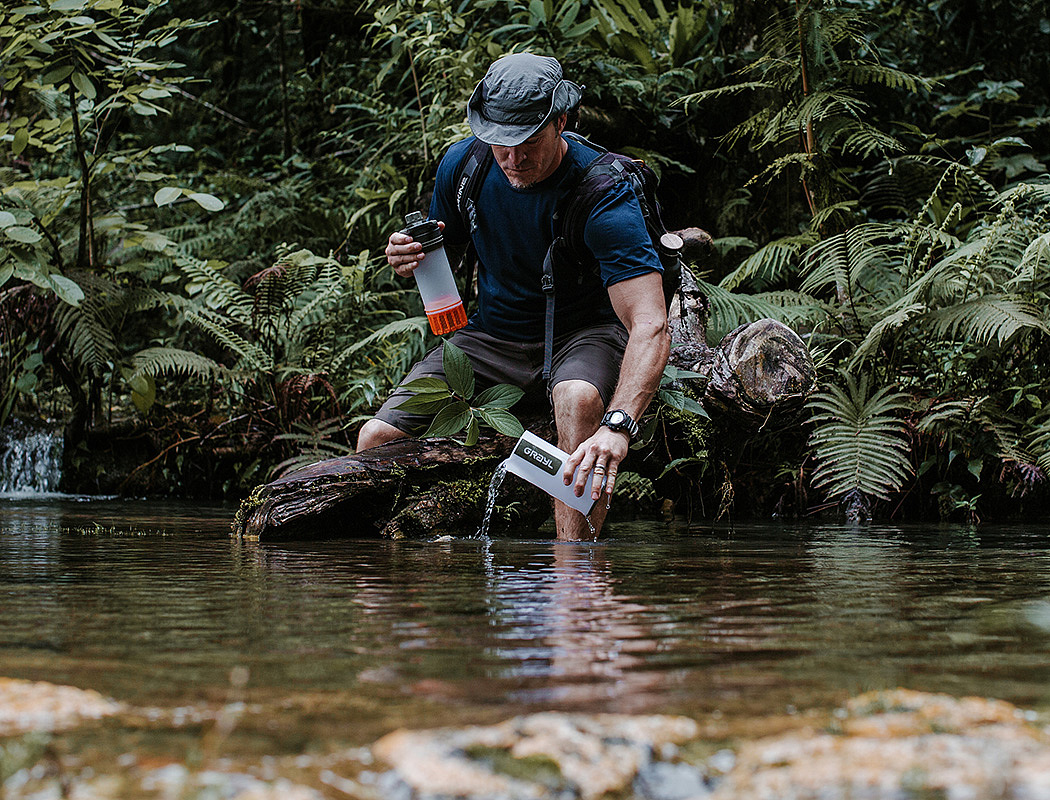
[3,500,1050,795]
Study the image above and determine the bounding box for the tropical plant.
[394,340,524,445]
[807,371,913,519]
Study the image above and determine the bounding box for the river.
[2,497,1050,795]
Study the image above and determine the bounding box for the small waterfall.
[0,419,64,496]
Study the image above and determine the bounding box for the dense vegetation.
[2,0,1049,522]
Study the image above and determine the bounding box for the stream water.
[3,497,1050,792]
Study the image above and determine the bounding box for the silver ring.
[594,466,606,474]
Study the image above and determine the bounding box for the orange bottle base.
[427,303,468,336]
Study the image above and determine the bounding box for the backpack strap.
[452,138,494,305]
[541,240,558,388]
[454,137,492,235]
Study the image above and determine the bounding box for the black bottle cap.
[402,211,443,252]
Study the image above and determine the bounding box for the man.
[357,53,670,541]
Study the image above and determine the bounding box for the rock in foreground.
[0,677,122,736]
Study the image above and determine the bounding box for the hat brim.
[467,80,582,147]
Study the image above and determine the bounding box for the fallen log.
[232,433,546,540]
[233,256,817,541]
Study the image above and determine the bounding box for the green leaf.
[153,186,182,207]
[130,372,156,415]
[41,64,74,85]
[50,0,88,9]
[474,383,524,409]
[400,376,450,394]
[442,341,475,399]
[15,372,38,392]
[5,226,42,244]
[188,192,225,212]
[71,71,96,99]
[422,401,471,438]
[463,414,480,446]
[393,392,451,414]
[11,128,29,154]
[477,407,525,438]
[0,212,16,229]
[48,273,84,306]
[0,263,13,287]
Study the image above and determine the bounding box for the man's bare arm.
[563,270,670,500]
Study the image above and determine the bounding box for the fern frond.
[847,302,926,369]
[329,316,429,372]
[720,234,817,291]
[808,373,914,502]
[837,62,933,94]
[1011,232,1050,287]
[178,257,253,325]
[183,307,275,372]
[132,347,224,382]
[927,295,1049,347]
[675,81,774,100]
[695,279,826,340]
[800,223,903,296]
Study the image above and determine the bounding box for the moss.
[463,745,566,790]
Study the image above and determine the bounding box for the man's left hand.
[563,427,630,502]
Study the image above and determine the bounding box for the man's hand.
[563,426,631,502]
[385,220,445,278]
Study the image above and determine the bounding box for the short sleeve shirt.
[429,135,661,342]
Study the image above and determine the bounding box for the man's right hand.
[385,220,444,278]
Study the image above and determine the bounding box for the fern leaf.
[808,374,914,502]
[927,294,1049,346]
[329,316,429,372]
[178,257,253,325]
[719,234,817,291]
[1011,232,1050,286]
[183,308,275,372]
[132,347,224,382]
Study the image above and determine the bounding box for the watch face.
[608,410,627,425]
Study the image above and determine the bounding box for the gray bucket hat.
[467,53,582,147]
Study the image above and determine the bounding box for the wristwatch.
[601,409,639,440]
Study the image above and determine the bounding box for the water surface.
[3,498,1050,762]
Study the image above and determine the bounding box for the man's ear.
[555,113,568,134]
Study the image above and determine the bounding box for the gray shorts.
[375,324,628,435]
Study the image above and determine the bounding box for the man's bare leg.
[356,418,409,452]
[551,379,607,541]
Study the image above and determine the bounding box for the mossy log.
[234,434,529,540]
[233,256,816,541]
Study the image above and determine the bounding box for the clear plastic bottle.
[401,211,468,336]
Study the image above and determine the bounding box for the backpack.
[452,131,683,385]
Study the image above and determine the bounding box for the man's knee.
[552,379,604,415]
[551,380,604,446]
[356,418,408,452]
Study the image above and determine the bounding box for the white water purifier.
[503,430,603,516]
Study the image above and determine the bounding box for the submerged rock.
[372,712,707,800]
[0,677,122,735]
[370,693,1050,800]
[711,689,1050,800]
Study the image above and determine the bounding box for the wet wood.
[233,435,521,541]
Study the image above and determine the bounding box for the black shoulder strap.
[454,137,493,235]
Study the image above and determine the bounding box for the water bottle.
[503,430,605,516]
[401,211,468,336]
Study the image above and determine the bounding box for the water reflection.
[3,504,1050,755]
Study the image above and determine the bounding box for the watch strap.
[601,409,639,440]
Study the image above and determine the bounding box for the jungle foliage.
[2,0,1049,520]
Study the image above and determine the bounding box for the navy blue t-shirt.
[428,135,661,342]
